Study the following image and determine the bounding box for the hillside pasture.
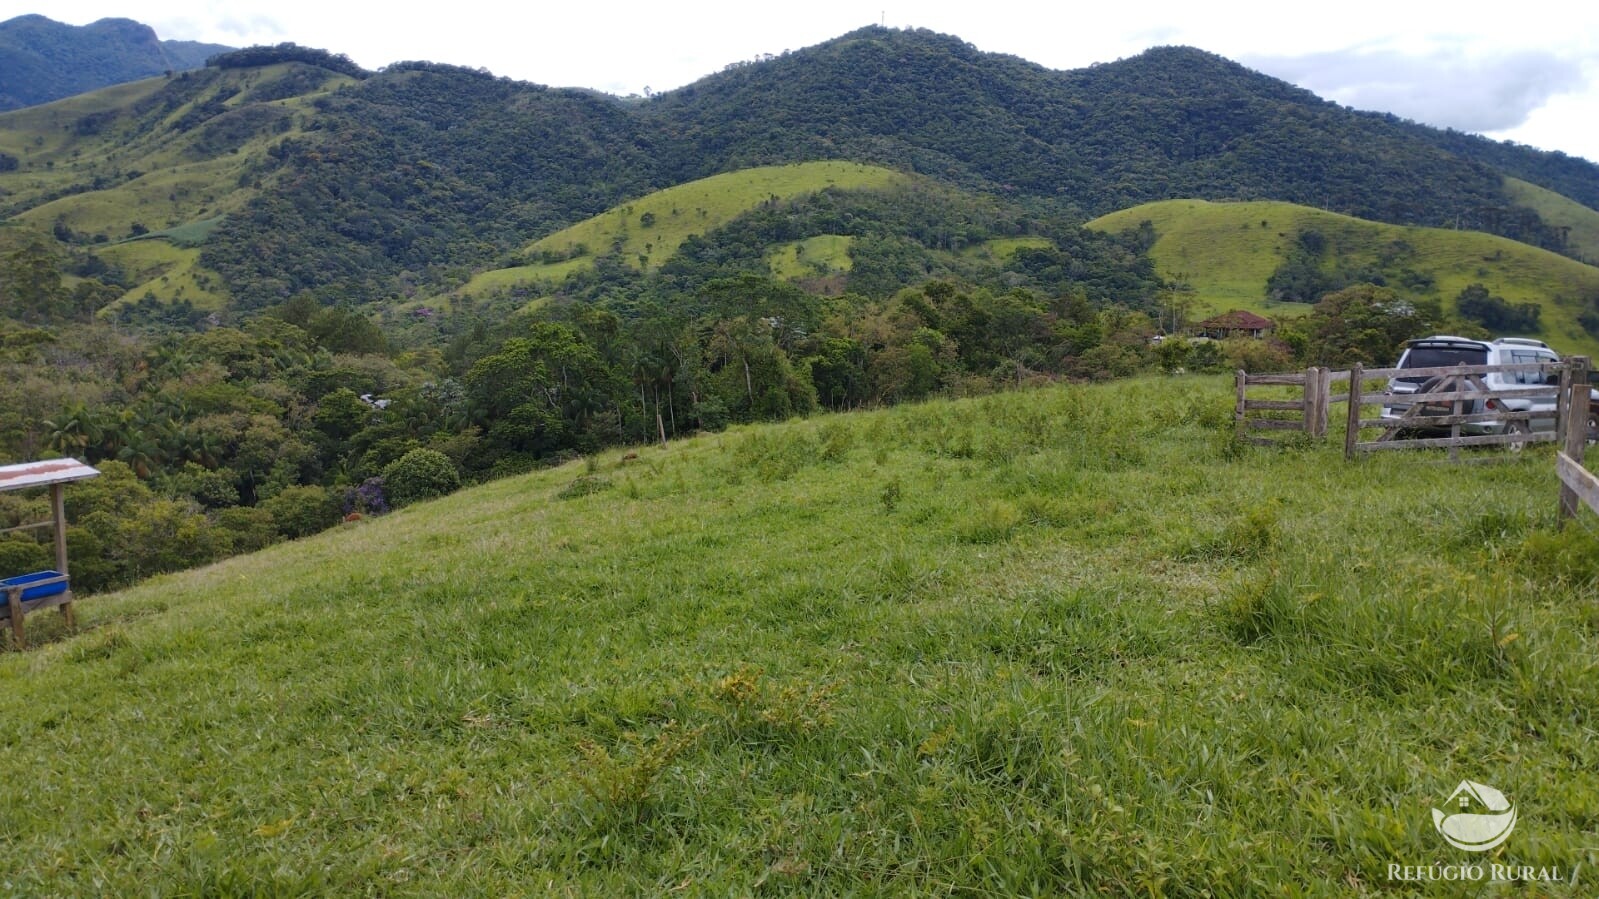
[94,240,227,311]
[1505,176,1599,267]
[0,63,355,307]
[1,376,1594,894]
[958,235,1053,262]
[766,234,854,281]
[1090,198,1599,356]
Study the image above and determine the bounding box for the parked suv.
[1383,336,1568,436]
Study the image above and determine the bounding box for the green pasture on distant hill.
[0,62,357,312]
[2,376,1595,893]
[1090,199,1599,356]
[1505,177,1599,266]
[959,236,1053,262]
[523,160,906,270]
[448,162,908,302]
[765,234,854,281]
[94,240,226,312]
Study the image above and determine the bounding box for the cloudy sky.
[46,0,1599,163]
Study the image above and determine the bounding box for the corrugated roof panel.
[0,459,101,492]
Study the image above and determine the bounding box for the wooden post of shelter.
[50,483,72,629]
[0,458,99,648]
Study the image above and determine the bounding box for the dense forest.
[187,28,1599,309]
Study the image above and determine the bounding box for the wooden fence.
[1233,367,1333,446]
[1342,358,1587,461]
[1237,358,1592,457]
[1237,357,1598,524]
[1557,451,1599,526]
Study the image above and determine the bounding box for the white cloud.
[1245,46,1586,133]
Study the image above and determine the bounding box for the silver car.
[1383,336,1566,436]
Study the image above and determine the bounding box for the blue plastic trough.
[0,570,68,602]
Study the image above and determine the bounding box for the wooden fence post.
[1556,358,1573,447]
[1235,370,1247,443]
[1447,363,1464,463]
[1344,364,1363,460]
[1316,367,1331,438]
[1302,367,1316,438]
[1560,356,1590,525]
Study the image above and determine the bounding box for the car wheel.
[1503,421,1529,453]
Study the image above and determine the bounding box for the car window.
[1507,350,1558,385]
[1398,346,1487,383]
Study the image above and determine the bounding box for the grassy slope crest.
[1089,198,1599,356]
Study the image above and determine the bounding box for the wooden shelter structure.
[1195,310,1274,340]
[0,458,99,647]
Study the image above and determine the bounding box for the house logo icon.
[1432,781,1517,852]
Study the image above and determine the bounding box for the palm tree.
[42,403,93,456]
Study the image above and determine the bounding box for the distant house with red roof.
[1194,310,1274,339]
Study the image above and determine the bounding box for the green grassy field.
[959,236,1053,263]
[448,257,591,308]
[0,64,355,313]
[766,234,855,281]
[442,162,908,303]
[1089,199,1599,357]
[3,376,1596,894]
[0,65,347,238]
[1505,177,1599,266]
[522,161,904,269]
[94,240,227,312]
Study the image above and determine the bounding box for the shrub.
[260,486,340,539]
[557,475,612,500]
[341,477,389,516]
[0,537,50,577]
[211,506,279,554]
[381,449,461,507]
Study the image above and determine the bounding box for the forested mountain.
[5,26,1597,312]
[641,32,1585,247]
[0,15,231,111]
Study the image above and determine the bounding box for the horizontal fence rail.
[1557,451,1599,523]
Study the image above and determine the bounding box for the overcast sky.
[41,1,1599,164]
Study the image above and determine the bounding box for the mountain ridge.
[2,25,1596,315]
[0,15,233,111]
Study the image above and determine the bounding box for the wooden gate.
[1233,367,1331,446]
